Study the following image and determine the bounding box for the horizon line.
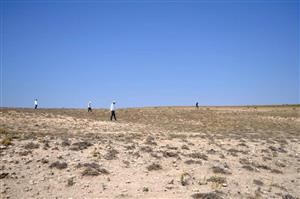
[1,103,299,109]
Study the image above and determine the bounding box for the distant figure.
[196,102,199,109]
[34,99,38,109]
[110,101,117,121]
[88,101,92,112]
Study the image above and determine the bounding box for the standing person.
[88,101,92,112]
[34,99,38,109]
[110,101,117,121]
[196,102,199,109]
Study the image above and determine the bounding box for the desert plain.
[0,106,299,199]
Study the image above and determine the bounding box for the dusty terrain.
[0,106,299,199]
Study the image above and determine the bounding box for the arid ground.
[0,106,299,199]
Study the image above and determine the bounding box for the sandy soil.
[0,106,299,199]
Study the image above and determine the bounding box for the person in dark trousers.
[34,99,38,109]
[196,102,199,109]
[88,101,92,112]
[110,101,117,121]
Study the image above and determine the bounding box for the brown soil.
[0,106,299,198]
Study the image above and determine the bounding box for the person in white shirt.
[110,101,117,121]
[88,101,92,112]
[34,99,38,109]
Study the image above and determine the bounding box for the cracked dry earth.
[0,106,299,199]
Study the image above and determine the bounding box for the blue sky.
[1,1,299,108]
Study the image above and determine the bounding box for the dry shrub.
[0,128,7,134]
[49,161,68,169]
[207,176,226,184]
[188,152,208,160]
[1,137,12,146]
[147,163,162,171]
[180,172,192,186]
[103,149,119,160]
[24,142,39,149]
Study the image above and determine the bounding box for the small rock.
[253,179,264,186]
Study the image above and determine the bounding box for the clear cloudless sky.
[0,0,299,108]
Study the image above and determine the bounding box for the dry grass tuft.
[207,176,227,184]
[0,136,13,146]
[0,128,7,134]
[180,172,192,186]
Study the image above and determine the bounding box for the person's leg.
[113,111,117,121]
[110,111,113,121]
[35,105,37,109]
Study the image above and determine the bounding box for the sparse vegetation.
[211,165,232,175]
[0,106,299,198]
[184,159,202,165]
[142,187,149,192]
[180,172,192,186]
[253,179,264,186]
[187,152,208,160]
[49,161,68,170]
[163,150,179,158]
[0,128,7,134]
[144,135,157,145]
[207,176,227,184]
[147,163,162,171]
[191,192,224,199]
[103,148,119,160]
[79,162,109,176]
[70,141,92,151]
[24,142,39,149]
[1,136,13,146]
